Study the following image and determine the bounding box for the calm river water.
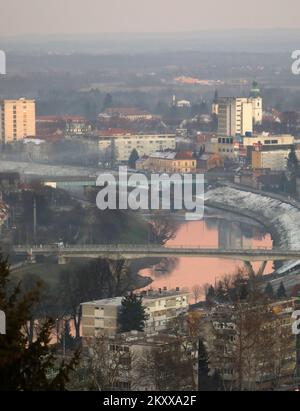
[140,214,273,296]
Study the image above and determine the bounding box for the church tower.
[249,81,262,125]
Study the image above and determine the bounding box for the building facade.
[252,149,300,171]
[98,133,176,162]
[81,289,190,337]
[201,298,300,390]
[82,331,198,391]
[99,107,157,122]
[0,98,36,144]
[217,97,253,137]
[136,151,197,173]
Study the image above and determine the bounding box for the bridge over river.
[12,244,300,264]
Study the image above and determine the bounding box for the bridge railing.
[12,244,294,253]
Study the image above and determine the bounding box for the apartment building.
[215,97,254,159]
[98,133,176,162]
[252,149,300,171]
[81,289,190,337]
[83,331,198,391]
[243,134,297,170]
[202,298,300,390]
[217,97,253,137]
[214,82,262,132]
[0,98,36,144]
[136,151,197,173]
[238,134,295,166]
[243,134,294,151]
[99,107,158,122]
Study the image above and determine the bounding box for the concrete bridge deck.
[12,244,300,262]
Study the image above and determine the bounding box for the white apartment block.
[243,134,295,148]
[217,97,253,137]
[252,149,300,171]
[98,133,176,162]
[81,289,190,337]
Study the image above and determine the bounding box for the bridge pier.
[58,255,67,265]
[244,260,268,277]
[27,249,36,264]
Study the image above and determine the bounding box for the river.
[140,211,273,297]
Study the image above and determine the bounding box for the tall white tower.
[249,81,262,125]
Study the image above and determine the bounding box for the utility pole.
[33,197,37,242]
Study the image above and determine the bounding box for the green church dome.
[250,81,261,98]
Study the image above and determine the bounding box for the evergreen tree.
[60,321,76,352]
[0,255,79,391]
[206,286,215,302]
[119,293,148,333]
[215,281,226,303]
[287,146,299,175]
[128,149,139,169]
[264,282,275,299]
[198,340,211,390]
[102,93,113,111]
[109,138,117,168]
[277,282,287,299]
[198,339,222,391]
[286,147,299,194]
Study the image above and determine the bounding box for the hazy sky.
[0,0,299,36]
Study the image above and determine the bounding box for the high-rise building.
[0,98,36,144]
[217,97,253,137]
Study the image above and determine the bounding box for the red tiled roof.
[175,151,194,160]
[37,115,87,123]
[103,108,150,116]
[96,128,133,136]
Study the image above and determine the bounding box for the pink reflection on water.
[140,220,273,292]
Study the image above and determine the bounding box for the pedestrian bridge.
[12,244,300,263]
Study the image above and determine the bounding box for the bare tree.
[191,284,202,304]
[166,314,200,391]
[84,336,133,391]
[59,258,133,339]
[148,212,179,245]
[134,337,196,391]
[201,266,298,391]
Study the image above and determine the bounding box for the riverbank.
[206,185,300,273]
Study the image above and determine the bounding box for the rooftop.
[149,151,194,160]
[101,107,151,117]
[81,289,190,306]
[37,115,87,123]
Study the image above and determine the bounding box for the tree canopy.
[119,293,148,333]
[0,254,79,391]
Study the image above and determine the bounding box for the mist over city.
[0,0,300,396]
